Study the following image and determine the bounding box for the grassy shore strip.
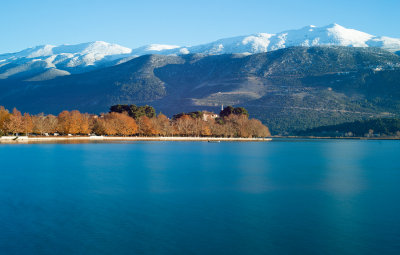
[0,136,272,143]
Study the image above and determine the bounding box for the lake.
[0,139,399,254]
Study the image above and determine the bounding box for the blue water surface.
[0,139,399,254]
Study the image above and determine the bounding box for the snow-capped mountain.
[1,24,400,81]
[136,23,400,55]
[0,41,132,80]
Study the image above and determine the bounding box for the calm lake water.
[0,139,399,254]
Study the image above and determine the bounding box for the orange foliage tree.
[58,110,91,135]
[45,115,58,134]
[32,113,46,135]
[173,115,195,136]
[247,119,271,137]
[4,108,24,135]
[22,113,34,135]
[137,116,157,136]
[153,114,172,136]
[0,106,10,135]
[93,112,137,136]
[32,113,58,135]
[220,114,271,138]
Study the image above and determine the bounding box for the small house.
[202,111,219,121]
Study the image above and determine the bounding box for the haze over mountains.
[1,24,400,81]
[0,24,400,134]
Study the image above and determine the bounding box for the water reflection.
[322,140,366,196]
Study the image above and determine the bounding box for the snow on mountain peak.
[145,44,180,51]
[79,41,132,55]
[27,45,56,58]
[126,23,398,56]
[1,41,131,60]
[179,23,400,54]
[0,41,133,80]
[241,33,274,53]
[130,44,181,56]
[323,23,374,47]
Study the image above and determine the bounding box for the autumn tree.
[93,117,116,136]
[247,119,271,137]
[172,114,217,137]
[78,113,91,134]
[57,110,91,135]
[173,115,196,136]
[217,114,270,137]
[0,106,10,135]
[44,115,58,134]
[57,111,72,134]
[233,114,251,137]
[112,112,138,136]
[200,121,212,136]
[32,113,46,135]
[93,112,137,136]
[221,118,236,137]
[4,108,24,135]
[192,118,211,137]
[208,119,225,137]
[22,113,34,135]
[137,116,157,136]
[33,113,58,135]
[153,114,172,136]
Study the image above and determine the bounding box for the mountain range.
[0,24,400,134]
[1,24,400,81]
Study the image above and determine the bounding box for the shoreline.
[1,135,398,144]
[0,136,272,143]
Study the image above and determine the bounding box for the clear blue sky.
[1,0,399,53]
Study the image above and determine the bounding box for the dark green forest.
[296,118,400,137]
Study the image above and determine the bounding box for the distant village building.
[202,111,219,121]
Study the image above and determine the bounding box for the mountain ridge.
[1,24,400,81]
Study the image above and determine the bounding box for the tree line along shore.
[295,118,400,138]
[0,105,271,138]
